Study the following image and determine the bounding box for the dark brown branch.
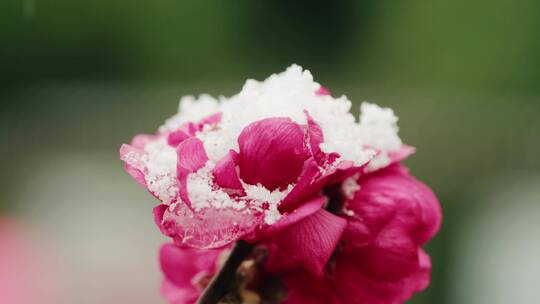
[196,240,255,304]
[323,184,344,215]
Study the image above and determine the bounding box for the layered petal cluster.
[158,164,441,304]
[159,243,225,304]
[121,65,442,304]
[120,65,403,249]
[262,164,441,304]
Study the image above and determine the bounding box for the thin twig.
[196,240,255,304]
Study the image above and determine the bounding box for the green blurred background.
[1,1,539,303]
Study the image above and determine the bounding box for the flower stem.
[196,240,255,304]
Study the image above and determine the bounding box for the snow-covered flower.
[121,65,440,304]
[120,65,407,251]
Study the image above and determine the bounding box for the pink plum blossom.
[120,66,404,254]
[330,164,441,303]
[121,65,441,303]
[159,243,225,304]
[273,164,441,304]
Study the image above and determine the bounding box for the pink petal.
[160,244,202,289]
[280,158,365,213]
[346,224,420,281]
[303,110,344,168]
[265,209,347,275]
[183,122,199,136]
[331,249,432,304]
[176,138,209,209]
[168,130,190,147]
[282,270,340,304]
[389,144,416,164]
[178,112,223,137]
[304,110,324,160]
[161,279,199,304]
[198,112,222,127]
[153,204,168,234]
[336,163,441,299]
[122,163,146,187]
[130,134,155,149]
[315,86,331,96]
[238,117,307,190]
[323,159,360,184]
[265,196,325,236]
[212,150,243,192]
[163,202,263,249]
[119,144,147,187]
[348,164,442,247]
[159,243,222,304]
[177,137,209,172]
[279,159,321,212]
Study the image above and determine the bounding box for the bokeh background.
[1,1,539,303]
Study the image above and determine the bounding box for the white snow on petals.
[342,175,361,200]
[136,64,404,223]
[243,183,293,225]
[198,65,377,165]
[160,94,221,133]
[187,162,246,211]
[359,102,402,171]
[186,163,293,224]
[143,137,178,204]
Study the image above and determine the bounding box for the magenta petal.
[238,117,306,190]
[266,209,347,275]
[349,164,442,247]
[331,249,432,304]
[212,150,243,192]
[130,134,155,149]
[265,196,325,236]
[335,163,441,300]
[153,204,168,234]
[160,244,201,289]
[280,158,364,213]
[315,86,331,96]
[304,110,325,163]
[176,169,191,209]
[119,144,147,187]
[280,158,363,213]
[304,110,346,169]
[349,224,420,281]
[279,159,321,212]
[414,249,433,292]
[178,112,222,137]
[282,271,340,304]
[163,203,263,249]
[389,144,416,165]
[198,112,222,127]
[168,130,190,147]
[176,138,209,209]
[324,159,362,184]
[123,163,146,187]
[177,137,209,172]
[159,243,222,304]
[161,279,199,304]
